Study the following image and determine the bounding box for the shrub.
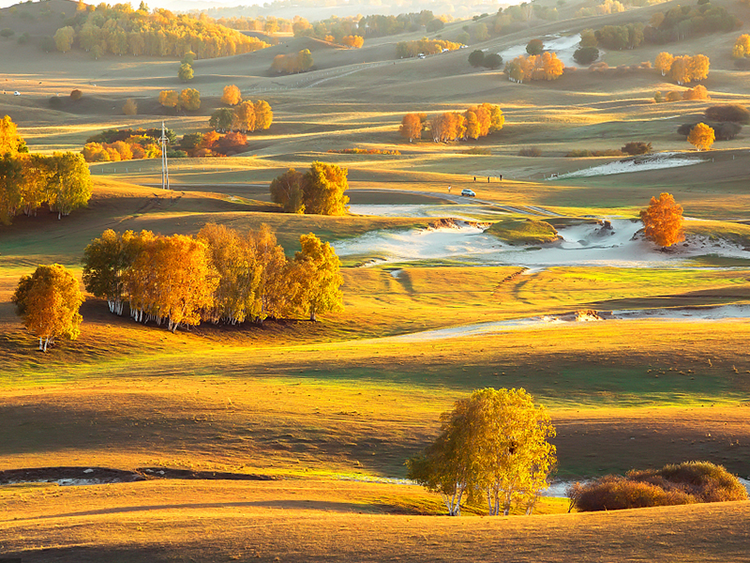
[463,147,492,155]
[483,53,503,69]
[49,96,63,108]
[468,49,485,67]
[573,46,599,65]
[519,146,542,157]
[570,461,747,512]
[682,85,709,101]
[566,148,624,157]
[622,142,652,155]
[666,91,682,102]
[705,104,750,124]
[526,38,544,55]
[70,89,82,100]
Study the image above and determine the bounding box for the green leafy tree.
[12,264,84,352]
[54,26,75,53]
[407,387,556,516]
[209,108,234,132]
[178,62,194,82]
[482,53,503,69]
[526,38,544,55]
[302,161,350,216]
[292,232,344,321]
[468,49,485,67]
[47,152,92,219]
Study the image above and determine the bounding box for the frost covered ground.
[554,154,704,179]
[496,33,586,68]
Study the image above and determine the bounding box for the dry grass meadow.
[2,0,750,560]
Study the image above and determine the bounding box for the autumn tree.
[233,100,257,132]
[124,234,218,331]
[122,98,138,115]
[82,229,139,316]
[254,100,273,130]
[732,34,750,59]
[221,84,242,105]
[341,35,364,48]
[178,88,201,111]
[158,90,179,110]
[505,52,563,82]
[46,152,92,219]
[0,155,22,225]
[292,232,344,321]
[178,62,194,82]
[640,192,685,248]
[54,26,75,53]
[655,52,674,76]
[683,85,709,101]
[250,224,296,320]
[407,388,556,516]
[12,264,84,352]
[687,122,715,151]
[198,223,262,324]
[303,161,350,215]
[399,113,423,142]
[0,115,27,156]
[270,168,305,213]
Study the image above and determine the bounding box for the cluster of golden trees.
[640,193,684,248]
[1,117,91,224]
[732,34,750,59]
[12,264,83,352]
[505,52,564,83]
[55,4,268,59]
[408,388,556,517]
[654,85,709,103]
[213,15,295,34]
[158,88,201,112]
[270,162,350,215]
[82,225,343,330]
[395,38,463,58]
[400,105,504,143]
[321,34,364,48]
[177,131,248,158]
[271,49,314,74]
[83,135,161,163]
[210,91,273,133]
[654,52,709,85]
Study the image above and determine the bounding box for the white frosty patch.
[553,154,704,179]
[497,33,585,68]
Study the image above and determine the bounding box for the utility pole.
[161,121,170,190]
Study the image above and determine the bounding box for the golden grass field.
[2,0,750,560]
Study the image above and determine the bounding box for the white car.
[461,189,476,197]
[13,91,20,96]
[417,53,425,59]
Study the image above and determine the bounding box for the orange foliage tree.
[341,35,364,48]
[654,52,673,76]
[682,85,709,101]
[399,113,423,142]
[687,122,715,151]
[640,193,684,248]
[221,84,242,105]
[657,54,710,85]
[505,52,564,82]
[12,264,84,351]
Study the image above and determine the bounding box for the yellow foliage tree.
[342,35,364,48]
[687,122,715,151]
[292,232,344,321]
[682,85,709,101]
[178,88,201,111]
[399,113,423,142]
[253,100,273,130]
[302,161,350,215]
[654,51,674,76]
[122,98,138,115]
[640,192,685,248]
[221,84,242,105]
[732,34,750,59]
[0,115,25,157]
[158,90,179,109]
[12,264,84,351]
[233,100,257,132]
[407,387,556,516]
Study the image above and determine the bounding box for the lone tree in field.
[687,122,715,151]
[12,264,84,352]
[407,387,556,517]
[221,84,242,105]
[640,193,684,248]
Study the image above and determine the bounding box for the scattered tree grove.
[158,88,201,112]
[12,264,84,352]
[82,225,343,330]
[270,161,350,215]
[640,192,684,248]
[429,104,504,143]
[407,387,556,517]
[396,38,463,58]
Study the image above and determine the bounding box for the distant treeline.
[52,3,268,59]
